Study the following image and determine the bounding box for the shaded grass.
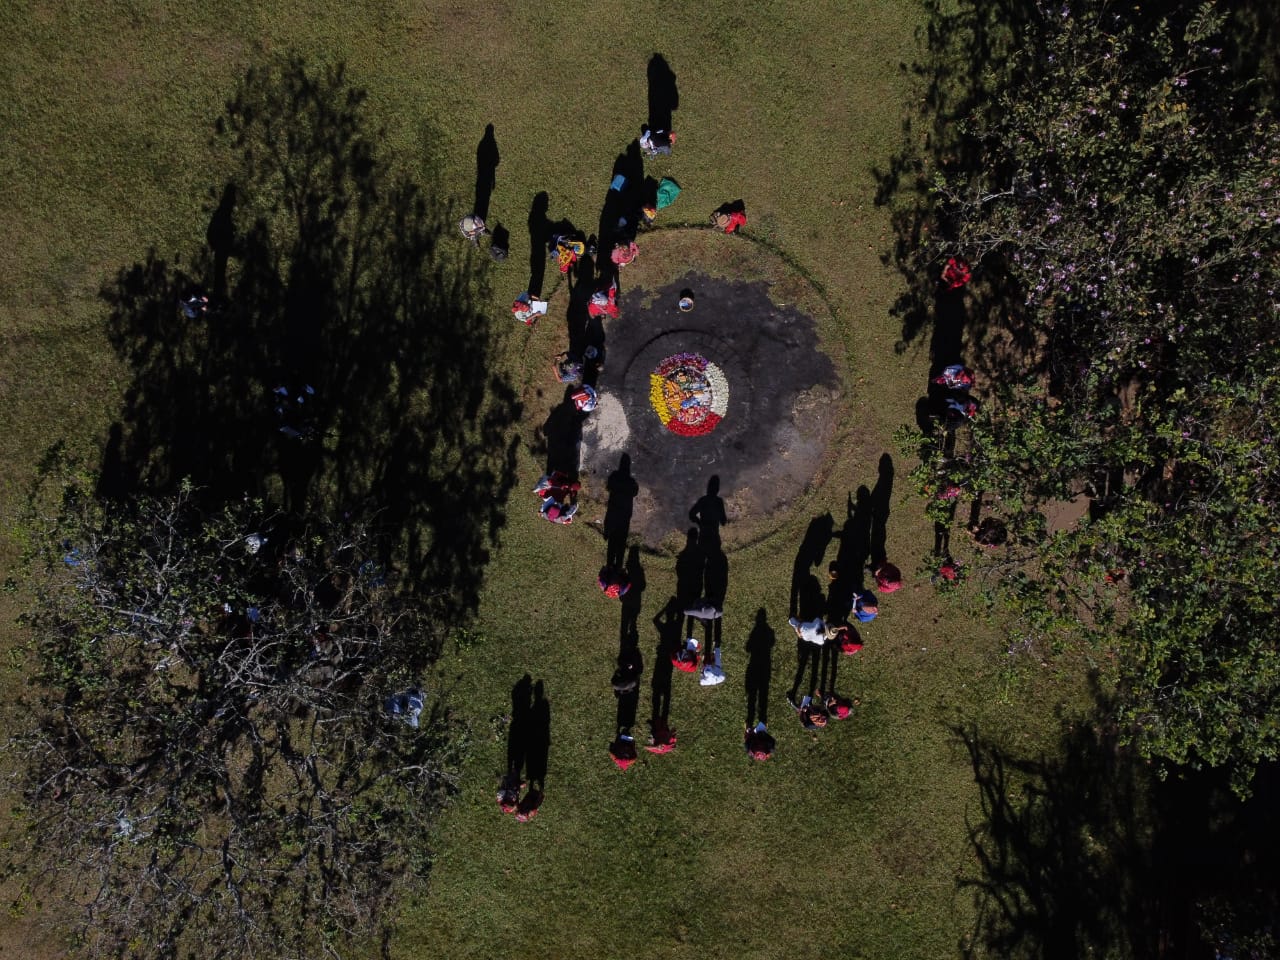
[0,1,1102,958]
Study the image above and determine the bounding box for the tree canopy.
[893,1,1280,791]
[13,475,462,958]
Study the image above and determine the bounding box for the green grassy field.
[0,2,1095,957]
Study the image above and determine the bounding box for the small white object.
[245,533,266,554]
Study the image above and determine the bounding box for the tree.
[895,1,1280,791]
[10,469,463,958]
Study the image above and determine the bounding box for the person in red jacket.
[598,565,632,599]
[711,201,747,234]
[941,256,971,289]
[874,561,903,594]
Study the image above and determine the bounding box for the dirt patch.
[1044,495,1091,534]
[579,268,842,551]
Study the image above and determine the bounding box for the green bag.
[656,177,682,210]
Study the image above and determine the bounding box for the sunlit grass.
[0,2,1093,958]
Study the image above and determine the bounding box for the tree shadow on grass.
[98,57,520,615]
[871,0,1038,382]
[957,717,1158,959]
[957,693,1280,959]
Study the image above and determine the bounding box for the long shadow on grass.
[98,57,520,615]
[957,704,1280,958]
[646,54,678,134]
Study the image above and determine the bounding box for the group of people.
[597,476,763,769]
[471,69,778,815]
[505,125,690,337]
[783,557,900,732]
[491,116,746,533]
[605,554,728,769]
[926,259,1012,582]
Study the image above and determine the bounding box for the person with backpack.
[639,125,676,157]
[851,591,879,623]
[512,291,549,326]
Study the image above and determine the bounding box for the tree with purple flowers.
[898,1,1280,793]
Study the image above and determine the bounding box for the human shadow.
[794,572,825,623]
[503,674,534,793]
[536,386,585,479]
[565,250,597,360]
[609,619,644,768]
[786,632,819,707]
[696,543,728,661]
[488,222,509,261]
[744,608,775,730]
[790,512,834,619]
[97,58,521,617]
[619,544,646,645]
[598,142,646,252]
[646,53,679,134]
[473,123,499,222]
[957,697,1280,959]
[704,544,729,609]
[674,528,703,607]
[527,191,550,297]
[526,680,551,792]
[934,518,952,558]
[650,598,684,726]
[684,479,730,659]
[604,454,639,569]
[613,641,643,736]
[928,284,967,376]
[828,488,872,623]
[870,453,894,569]
[205,181,236,303]
[689,475,728,551]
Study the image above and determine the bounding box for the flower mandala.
[649,353,729,436]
